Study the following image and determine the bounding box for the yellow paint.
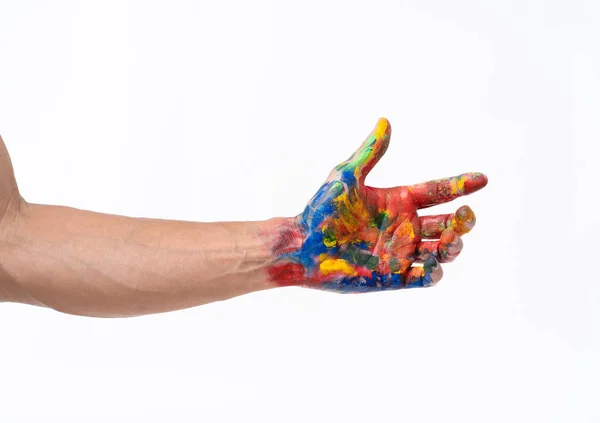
[320,259,357,276]
[354,164,363,180]
[396,220,415,239]
[450,175,466,195]
[332,187,371,237]
[322,225,337,247]
[451,216,458,229]
[450,205,475,235]
[374,118,389,140]
[392,258,412,274]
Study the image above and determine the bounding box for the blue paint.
[277,158,440,293]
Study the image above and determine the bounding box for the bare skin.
[0,135,290,317]
[0,120,487,318]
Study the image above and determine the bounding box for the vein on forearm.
[1,203,284,316]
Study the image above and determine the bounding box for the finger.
[416,229,463,263]
[334,118,391,185]
[404,256,443,288]
[308,256,442,293]
[411,172,488,209]
[419,205,476,238]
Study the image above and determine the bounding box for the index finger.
[411,172,488,208]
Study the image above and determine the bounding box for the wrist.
[259,216,304,257]
[258,216,306,287]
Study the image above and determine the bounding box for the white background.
[1,1,599,422]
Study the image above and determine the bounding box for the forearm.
[0,202,300,317]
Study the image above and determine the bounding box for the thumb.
[334,118,391,185]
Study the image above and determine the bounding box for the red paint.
[263,118,487,292]
[267,262,305,286]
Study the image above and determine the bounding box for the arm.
[0,118,488,318]
[0,202,295,317]
[0,135,297,317]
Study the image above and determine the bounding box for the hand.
[268,118,488,292]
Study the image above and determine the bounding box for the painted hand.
[268,118,488,293]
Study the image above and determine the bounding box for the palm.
[275,118,487,293]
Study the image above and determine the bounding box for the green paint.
[340,244,378,269]
[389,257,401,273]
[364,255,379,271]
[329,180,345,196]
[336,134,377,171]
[423,257,437,273]
[372,210,390,229]
[322,226,337,247]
